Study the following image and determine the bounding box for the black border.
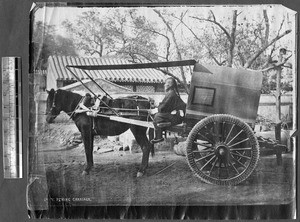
[0,0,299,221]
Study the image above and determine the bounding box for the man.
[150,77,186,144]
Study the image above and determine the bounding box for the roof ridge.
[50,55,130,62]
[47,55,185,84]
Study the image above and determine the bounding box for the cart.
[66,60,287,186]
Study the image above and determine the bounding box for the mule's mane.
[54,89,83,113]
[57,89,82,97]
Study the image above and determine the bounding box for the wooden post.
[275,65,282,142]
[274,48,286,143]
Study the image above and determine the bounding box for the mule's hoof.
[82,170,89,176]
[137,172,144,177]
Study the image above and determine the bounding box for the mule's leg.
[82,131,94,175]
[148,128,155,157]
[131,126,152,177]
[79,118,94,175]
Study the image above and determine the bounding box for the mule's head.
[46,89,61,123]
[84,93,95,108]
[148,97,156,108]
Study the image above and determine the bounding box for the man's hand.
[149,108,158,115]
[171,110,184,117]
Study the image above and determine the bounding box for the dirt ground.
[32,122,295,208]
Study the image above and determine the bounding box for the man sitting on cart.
[150,77,186,144]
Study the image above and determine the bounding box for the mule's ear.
[47,89,55,94]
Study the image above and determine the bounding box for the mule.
[46,89,154,177]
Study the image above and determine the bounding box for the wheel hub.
[218,147,226,156]
[215,143,230,161]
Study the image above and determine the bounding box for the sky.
[33,4,296,37]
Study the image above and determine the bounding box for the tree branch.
[154,9,188,93]
[173,14,224,66]
[259,54,292,72]
[190,15,232,44]
[142,24,171,61]
[237,46,246,66]
[263,10,269,47]
[261,44,277,68]
[244,29,292,68]
[129,11,171,62]
[191,10,237,67]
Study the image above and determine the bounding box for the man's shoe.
[150,138,164,144]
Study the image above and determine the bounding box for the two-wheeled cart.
[67,60,287,185]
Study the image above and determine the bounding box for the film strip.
[2,57,22,178]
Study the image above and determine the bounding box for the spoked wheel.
[186,114,259,185]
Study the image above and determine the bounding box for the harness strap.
[66,66,119,116]
[53,90,58,107]
[69,96,85,119]
[92,117,97,134]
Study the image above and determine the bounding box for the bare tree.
[128,9,171,62]
[191,10,238,67]
[188,9,292,69]
[153,9,189,93]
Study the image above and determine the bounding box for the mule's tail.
[150,144,155,157]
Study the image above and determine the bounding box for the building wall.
[136,85,155,93]
[257,94,293,123]
[116,82,163,93]
[33,70,47,93]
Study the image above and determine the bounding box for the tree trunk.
[227,10,237,67]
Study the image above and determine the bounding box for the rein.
[69,95,86,119]
[48,91,84,118]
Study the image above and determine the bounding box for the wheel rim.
[186,114,259,185]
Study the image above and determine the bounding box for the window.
[191,86,215,106]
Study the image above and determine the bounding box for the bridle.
[48,90,60,116]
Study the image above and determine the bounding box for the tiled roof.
[47,56,169,83]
